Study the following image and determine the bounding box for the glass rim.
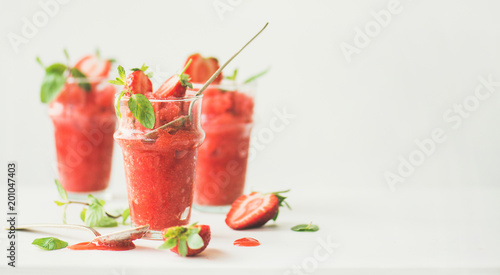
[118,90,203,103]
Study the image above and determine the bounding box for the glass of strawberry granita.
[114,91,205,239]
[49,76,116,197]
[192,83,255,212]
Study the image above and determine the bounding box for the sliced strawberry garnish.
[74,55,111,78]
[225,190,291,230]
[184,53,223,84]
[126,67,153,95]
[154,59,193,98]
[159,223,211,257]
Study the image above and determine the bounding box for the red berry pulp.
[233,237,260,247]
[49,79,116,193]
[193,85,254,206]
[114,94,204,232]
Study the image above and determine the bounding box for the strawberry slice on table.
[184,53,223,84]
[74,54,112,78]
[159,223,211,257]
[154,59,193,98]
[225,190,291,230]
[126,64,153,95]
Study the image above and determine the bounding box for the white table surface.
[1,184,500,275]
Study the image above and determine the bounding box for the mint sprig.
[291,222,319,232]
[108,65,156,129]
[32,237,68,250]
[38,50,93,103]
[53,179,129,227]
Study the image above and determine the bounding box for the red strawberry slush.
[114,94,204,236]
[49,78,116,193]
[193,85,254,208]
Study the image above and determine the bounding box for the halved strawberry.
[225,190,291,230]
[126,67,152,95]
[74,55,111,78]
[184,53,223,84]
[154,60,193,98]
[159,223,211,257]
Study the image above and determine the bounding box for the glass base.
[67,189,111,201]
[193,204,231,213]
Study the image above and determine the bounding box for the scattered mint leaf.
[32,237,68,250]
[243,68,270,84]
[187,232,204,249]
[40,72,66,103]
[122,208,130,225]
[54,179,68,201]
[291,222,319,232]
[115,90,126,118]
[128,93,155,129]
[70,68,91,92]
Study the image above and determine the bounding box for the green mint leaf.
[87,194,104,206]
[122,208,130,225]
[80,208,87,222]
[108,79,125,85]
[85,203,105,227]
[115,91,126,118]
[32,237,68,251]
[54,201,66,206]
[225,68,238,81]
[118,65,126,81]
[128,93,155,129]
[158,238,177,250]
[243,68,270,84]
[291,222,319,232]
[70,68,91,92]
[40,72,66,103]
[54,179,68,201]
[177,239,188,257]
[45,63,67,74]
[95,216,118,228]
[187,233,204,249]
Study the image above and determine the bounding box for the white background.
[1,0,500,274]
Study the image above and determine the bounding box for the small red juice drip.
[234,237,260,247]
[67,239,136,251]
